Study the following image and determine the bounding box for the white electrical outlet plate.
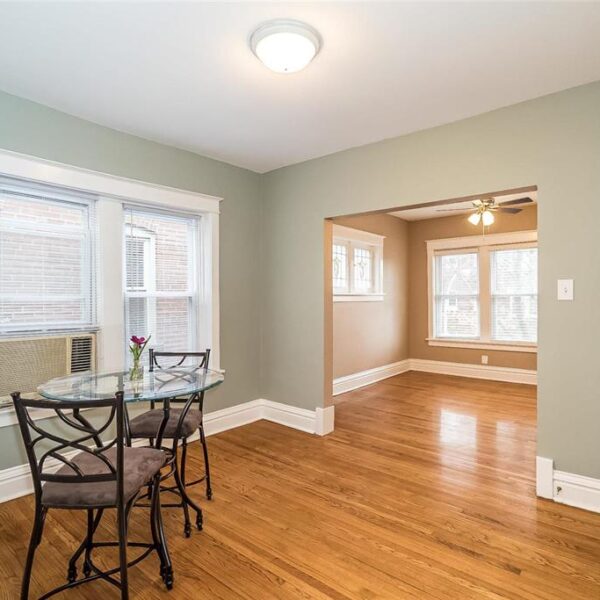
[557,279,574,301]
[481,355,488,365]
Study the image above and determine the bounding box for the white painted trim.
[333,294,384,303]
[0,398,334,503]
[553,470,600,513]
[536,456,554,499]
[315,406,335,436]
[332,224,385,245]
[333,358,536,395]
[426,338,537,353]
[0,148,221,214]
[333,360,411,395]
[426,230,537,252]
[409,358,536,385]
[536,456,600,514]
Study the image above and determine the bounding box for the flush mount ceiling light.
[250,19,321,74]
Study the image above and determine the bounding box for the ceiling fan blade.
[497,196,533,207]
[498,207,522,214]
[436,208,473,212]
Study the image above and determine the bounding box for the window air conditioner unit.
[0,334,96,408]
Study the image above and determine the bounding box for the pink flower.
[130,335,146,346]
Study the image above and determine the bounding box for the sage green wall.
[0,90,262,470]
[262,81,600,479]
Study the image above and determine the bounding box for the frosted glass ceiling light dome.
[250,19,321,74]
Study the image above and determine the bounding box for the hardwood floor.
[1,371,600,599]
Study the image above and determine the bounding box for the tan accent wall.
[331,213,409,379]
[407,204,537,370]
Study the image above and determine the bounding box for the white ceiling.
[388,191,537,221]
[1,3,600,173]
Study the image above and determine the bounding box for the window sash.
[332,237,382,295]
[433,251,480,339]
[123,206,200,364]
[0,180,96,335]
[429,237,537,346]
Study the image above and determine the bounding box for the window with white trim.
[0,177,96,334]
[434,251,480,339]
[332,224,384,301]
[428,231,537,351]
[124,207,200,364]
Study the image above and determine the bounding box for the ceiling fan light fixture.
[468,212,482,226]
[250,19,321,73]
[481,210,495,226]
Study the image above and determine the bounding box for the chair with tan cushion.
[128,349,212,538]
[12,391,172,600]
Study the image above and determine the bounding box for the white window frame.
[123,207,203,365]
[332,224,384,302]
[0,179,97,335]
[0,148,222,374]
[427,230,537,353]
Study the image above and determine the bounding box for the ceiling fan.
[436,196,534,227]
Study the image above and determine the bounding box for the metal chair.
[12,391,172,600]
[128,349,212,537]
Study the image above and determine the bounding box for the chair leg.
[151,475,173,589]
[173,455,192,537]
[199,426,212,500]
[21,505,45,600]
[68,508,98,582]
[117,502,130,600]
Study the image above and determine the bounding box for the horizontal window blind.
[491,247,537,342]
[124,206,199,365]
[434,252,480,339]
[0,176,96,334]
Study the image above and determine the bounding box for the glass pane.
[435,296,480,338]
[0,194,92,332]
[435,252,479,295]
[491,248,538,342]
[353,246,373,292]
[492,295,537,342]
[124,208,200,366]
[332,243,348,290]
[491,248,537,295]
[125,236,146,289]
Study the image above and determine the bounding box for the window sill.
[427,338,537,353]
[334,294,384,303]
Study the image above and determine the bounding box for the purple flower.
[130,335,146,346]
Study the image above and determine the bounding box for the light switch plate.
[557,279,574,301]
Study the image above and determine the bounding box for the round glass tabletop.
[38,367,225,403]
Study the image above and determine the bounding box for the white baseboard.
[536,456,554,499]
[553,470,600,513]
[333,358,536,395]
[333,359,411,395]
[536,455,600,513]
[0,398,334,504]
[409,358,536,385]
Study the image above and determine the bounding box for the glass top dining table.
[38,366,225,403]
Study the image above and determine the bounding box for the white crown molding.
[0,148,222,214]
[0,398,334,503]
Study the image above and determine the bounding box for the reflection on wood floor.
[1,371,599,599]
